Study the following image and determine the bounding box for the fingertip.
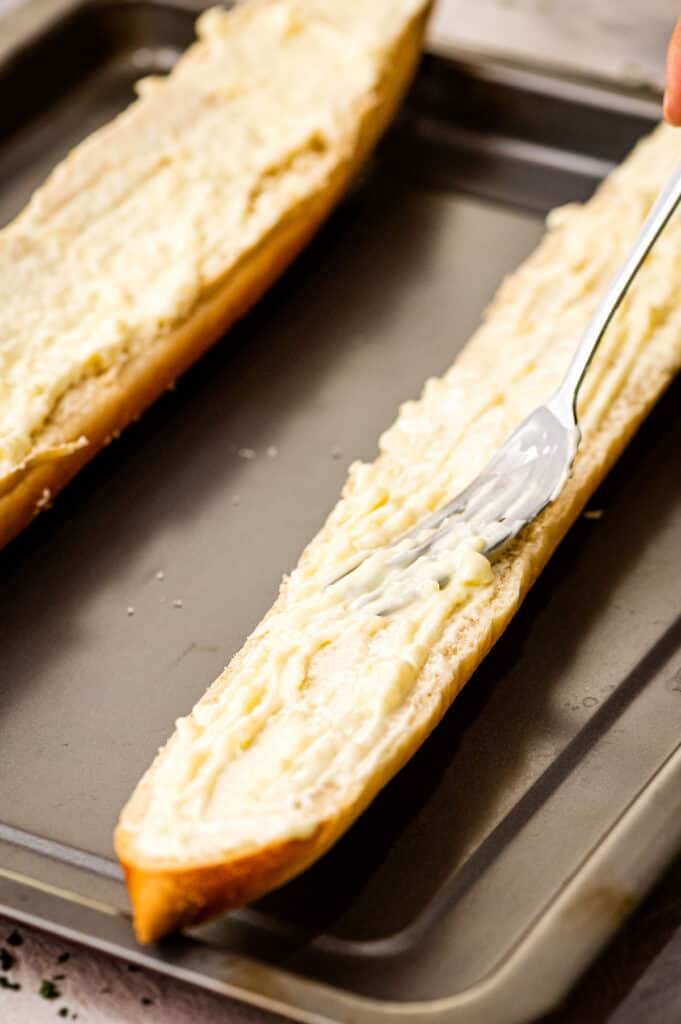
[664,88,681,126]
[666,18,681,125]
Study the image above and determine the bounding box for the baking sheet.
[1,3,679,1022]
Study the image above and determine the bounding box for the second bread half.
[0,0,431,549]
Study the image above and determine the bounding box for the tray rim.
[3,731,681,1024]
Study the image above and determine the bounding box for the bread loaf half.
[0,0,431,549]
[117,114,681,942]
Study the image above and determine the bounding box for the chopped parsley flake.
[0,948,15,971]
[40,979,60,999]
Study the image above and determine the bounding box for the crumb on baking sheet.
[237,447,256,460]
[156,570,165,581]
[266,445,278,458]
[127,606,135,616]
[584,508,604,520]
[331,446,343,460]
[36,487,52,510]
[173,599,183,608]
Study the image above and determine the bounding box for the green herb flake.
[0,948,15,971]
[141,996,153,1005]
[0,976,20,991]
[40,979,61,1000]
[57,953,70,965]
[58,1010,69,1019]
[6,930,23,947]
[53,974,66,981]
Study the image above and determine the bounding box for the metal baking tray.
[0,2,678,1021]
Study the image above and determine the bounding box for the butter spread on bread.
[118,115,681,942]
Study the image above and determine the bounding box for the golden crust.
[120,829,329,944]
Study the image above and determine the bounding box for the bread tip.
[119,858,179,946]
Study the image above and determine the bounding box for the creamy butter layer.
[0,0,423,482]
[144,537,494,858]
[128,124,681,864]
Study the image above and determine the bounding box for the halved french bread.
[117,104,681,941]
[0,0,430,548]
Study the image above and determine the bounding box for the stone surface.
[0,916,284,1024]
[428,0,676,91]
